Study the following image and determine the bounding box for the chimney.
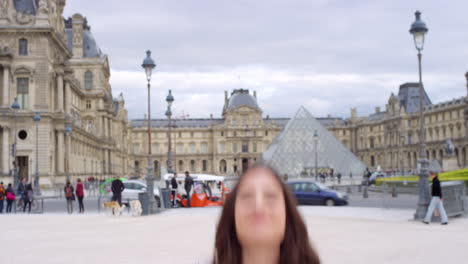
[71,14,84,58]
[375,107,381,113]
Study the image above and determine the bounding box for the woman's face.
[235,167,286,248]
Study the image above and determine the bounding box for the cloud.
[64,0,468,121]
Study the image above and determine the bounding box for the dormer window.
[19,39,28,56]
[84,71,93,89]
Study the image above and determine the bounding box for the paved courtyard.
[1,207,467,264]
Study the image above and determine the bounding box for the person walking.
[423,172,448,225]
[337,172,342,184]
[5,184,15,213]
[0,182,6,213]
[111,176,125,206]
[76,178,85,213]
[17,177,26,205]
[184,171,194,207]
[64,181,75,214]
[22,183,33,213]
[170,172,178,207]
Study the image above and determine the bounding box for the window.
[242,143,248,153]
[190,132,194,138]
[178,132,182,138]
[233,143,238,153]
[234,131,237,137]
[133,144,139,154]
[253,143,257,153]
[371,156,375,167]
[253,130,257,136]
[202,160,207,171]
[178,160,184,171]
[265,131,269,136]
[190,160,195,171]
[19,39,28,55]
[86,100,91,109]
[219,142,225,153]
[84,71,93,90]
[153,143,159,154]
[201,143,207,153]
[221,131,224,137]
[17,78,29,109]
[190,143,195,153]
[177,143,183,153]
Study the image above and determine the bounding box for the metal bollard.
[363,186,368,198]
[392,186,398,198]
[346,186,352,194]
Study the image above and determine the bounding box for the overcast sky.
[64,0,468,120]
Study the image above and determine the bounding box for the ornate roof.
[225,89,261,111]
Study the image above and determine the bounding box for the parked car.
[287,181,348,206]
[106,180,161,207]
[368,172,387,185]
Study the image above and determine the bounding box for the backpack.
[0,187,5,199]
[65,186,73,198]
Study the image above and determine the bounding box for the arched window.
[84,71,93,89]
[19,39,28,55]
[190,160,195,171]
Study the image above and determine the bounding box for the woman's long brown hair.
[213,165,321,264]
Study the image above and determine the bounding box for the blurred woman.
[213,165,320,264]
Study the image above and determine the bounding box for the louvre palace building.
[1,1,467,187]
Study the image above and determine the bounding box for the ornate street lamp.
[314,130,319,182]
[409,11,430,219]
[165,90,174,173]
[33,112,41,194]
[11,98,20,189]
[65,124,72,182]
[142,50,156,214]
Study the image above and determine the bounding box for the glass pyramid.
[262,106,366,177]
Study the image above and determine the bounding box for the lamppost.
[409,11,430,219]
[314,130,318,181]
[65,124,72,182]
[11,98,20,189]
[165,90,174,173]
[142,50,156,213]
[33,112,41,194]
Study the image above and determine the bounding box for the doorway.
[17,156,29,181]
[242,158,249,173]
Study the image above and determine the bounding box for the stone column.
[2,128,9,175]
[56,74,64,111]
[3,66,10,107]
[64,81,71,114]
[66,133,71,177]
[57,131,64,174]
[103,117,107,137]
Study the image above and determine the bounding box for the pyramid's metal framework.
[262,106,367,177]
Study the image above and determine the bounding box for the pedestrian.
[17,177,26,204]
[64,181,75,214]
[5,183,15,213]
[213,165,321,264]
[184,171,194,207]
[337,172,342,184]
[170,172,178,207]
[23,183,33,213]
[0,182,5,213]
[423,172,448,225]
[283,173,289,182]
[76,178,85,213]
[111,175,125,206]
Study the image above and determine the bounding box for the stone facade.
[0,1,129,186]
